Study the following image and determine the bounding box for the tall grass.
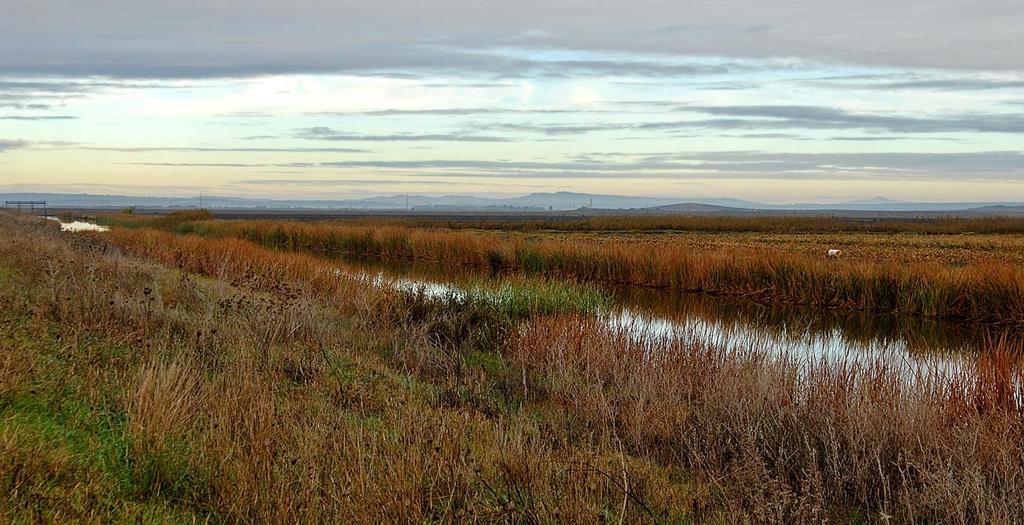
[1,211,698,522]
[449,278,612,320]
[127,355,204,455]
[510,315,1024,522]
[174,219,1024,324]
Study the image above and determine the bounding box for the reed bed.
[398,215,1024,235]
[509,315,1024,522]
[176,219,1024,325]
[119,212,1024,235]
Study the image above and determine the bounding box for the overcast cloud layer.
[3,0,1024,76]
[1,1,1022,202]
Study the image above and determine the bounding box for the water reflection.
[609,284,1011,357]
[46,217,110,232]
[332,255,1021,381]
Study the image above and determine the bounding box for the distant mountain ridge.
[0,191,688,211]
[3,191,1023,214]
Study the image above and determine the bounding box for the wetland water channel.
[52,218,1020,381]
[343,257,1022,382]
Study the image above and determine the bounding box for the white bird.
[827,249,843,258]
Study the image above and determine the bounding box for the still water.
[342,257,1021,381]
[46,217,110,232]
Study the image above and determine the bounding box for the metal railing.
[4,201,48,216]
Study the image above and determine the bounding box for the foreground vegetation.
[3,211,1024,522]
[139,217,1024,325]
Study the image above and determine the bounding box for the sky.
[1,0,1023,204]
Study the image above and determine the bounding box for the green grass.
[98,210,213,232]
[0,393,210,523]
[0,299,212,522]
[391,276,611,356]
[460,277,612,320]
[0,265,15,281]
[97,216,146,229]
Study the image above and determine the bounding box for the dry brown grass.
[3,210,1024,523]
[400,215,1024,235]
[127,355,205,454]
[0,213,698,522]
[180,219,1024,324]
[519,229,1024,266]
[509,315,1024,522]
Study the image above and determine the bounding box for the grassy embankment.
[3,211,1024,522]
[148,217,1024,325]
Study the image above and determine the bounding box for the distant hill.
[0,191,696,211]
[836,196,907,206]
[767,201,1024,212]
[637,202,749,214]
[960,205,1024,216]
[3,191,1023,215]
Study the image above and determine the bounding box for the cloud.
[495,57,739,78]
[0,102,51,110]
[826,136,962,142]
[0,78,148,111]
[458,106,1024,136]
[733,133,809,140]
[296,126,513,142]
[3,1,1022,79]
[0,115,76,120]
[687,151,1024,177]
[0,40,747,80]
[847,78,1024,91]
[76,145,368,153]
[0,80,127,93]
[312,107,597,117]
[101,149,1024,183]
[675,106,1024,134]
[2,4,1021,200]
[473,122,622,135]
[236,178,491,186]
[0,139,30,152]
[308,151,1024,180]
[127,162,280,168]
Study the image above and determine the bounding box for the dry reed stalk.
[127,355,205,454]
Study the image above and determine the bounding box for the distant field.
[502,230,1024,266]
[48,205,1024,224]
[102,211,1024,265]
[395,214,1024,235]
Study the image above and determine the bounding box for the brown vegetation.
[2,210,1023,522]
[395,215,1024,235]
[170,219,1024,325]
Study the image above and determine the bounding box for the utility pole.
[199,190,204,210]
